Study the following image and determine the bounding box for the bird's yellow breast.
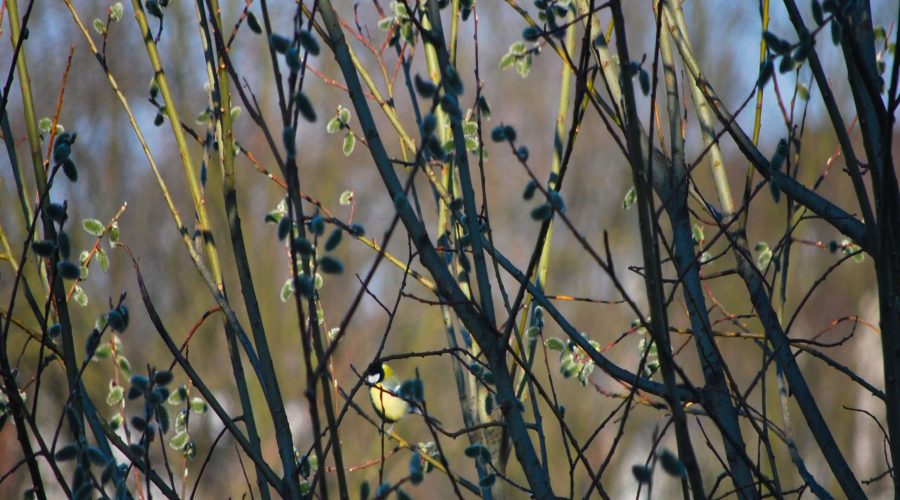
[369,382,409,423]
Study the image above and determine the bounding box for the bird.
[367,363,411,423]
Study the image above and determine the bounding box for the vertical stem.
[129,2,270,496]
[197,0,297,497]
[424,0,497,329]
[421,10,495,496]
[609,2,705,497]
[318,2,553,495]
[6,0,85,456]
[665,2,734,218]
[656,7,757,497]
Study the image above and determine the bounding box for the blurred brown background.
[1,0,896,497]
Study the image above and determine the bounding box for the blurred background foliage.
[1,0,895,497]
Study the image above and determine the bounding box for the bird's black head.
[365,362,385,384]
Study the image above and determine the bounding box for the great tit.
[366,363,410,423]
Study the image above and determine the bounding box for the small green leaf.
[359,481,371,500]
[285,47,302,71]
[47,202,67,221]
[342,132,356,156]
[377,16,395,31]
[516,54,533,78]
[270,33,290,53]
[691,223,704,244]
[31,240,56,257]
[831,21,842,45]
[292,237,315,255]
[339,190,353,206]
[490,125,507,142]
[443,64,464,95]
[39,117,53,135]
[318,256,343,274]
[338,106,351,123]
[298,30,320,56]
[516,145,529,161]
[62,159,78,182]
[190,398,208,414]
[153,370,174,386]
[108,414,123,430]
[55,444,79,462]
[440,94,462,119]
[106,383,124,406]
[778,54,795,73]
[545,337,566,352]
[638,68,650,95]
[549,190,566,214]
[658,449,686,477]
[168,386,188,405]
[623,186,637,210]
[464,444,491,461]
[131,375,149,393]
[530,203,552,221]
[108,222,120,245]
[246,10,261,33]
[324,229,343,251]
[414,74,436,97]
[797,82,810,100]
[72,285,88,307]
[97,248,110,272]
[108,309,125,332]
[309,215,326,235]
[83,219,105,237]
[294,92,317,122]
[326,116,342,134]
[169,430,190,451]
[477,95,492,120]
[149,76,160,99]
[755,242,773,269]
[146,0,162,18]
[812,0,824,25]
[281,279,294,302]
[632,464,652,483]
[57,261,81,280]
[93,344,112,360]
[841,239,865,263]
[763,31,790,54]
[408,452,424,484]
[93,18,107,35]
[294,275,314,298]
[499,52,516,71]
[118,356,132,376]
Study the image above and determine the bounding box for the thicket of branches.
[1,0,899,498]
